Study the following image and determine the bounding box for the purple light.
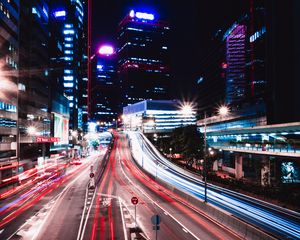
[98,45,114,55]
[54,10,66,18]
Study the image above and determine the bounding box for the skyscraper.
[18,0,51,163]
[266,0,300,124]
[225,24,247,105]
[0,0,19,165]
[90,45,118,126]
[51,0,87,131]
[117,9,171,107]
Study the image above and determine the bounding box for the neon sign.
[129,10,154,20]
[54,10,66,18]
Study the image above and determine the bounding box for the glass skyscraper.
[117,9,171,107]
[51,0,87,131]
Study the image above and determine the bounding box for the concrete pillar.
[235,155,244,179]
[212,160,218,171]
[261,156,270,186]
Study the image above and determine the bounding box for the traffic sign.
[90,172,95,178]
[151,214,161,225]
[131,196,138,205]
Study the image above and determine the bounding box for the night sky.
[92,0,248,100]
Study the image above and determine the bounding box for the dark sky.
[92,0,248,100]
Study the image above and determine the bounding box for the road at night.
[0,153,104,240]
[128,131,300,240]
[81,133,241,240]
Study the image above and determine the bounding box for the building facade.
[0,0,19,170]
[51,0,87,131]
[123,100,196,133]
[117,10,171,107]
[18,0,51,166]
[90,45,118,126]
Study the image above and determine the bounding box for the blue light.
[64,76,74,81]
[64,24,73,28]
[65,37,73,42]
[64,50,73,54]
[135,12,154,20]
[64,43,73,48]
[64,82,74,88]
[54,10,66,18]
[63,29,75,35]
[64,69,72,74]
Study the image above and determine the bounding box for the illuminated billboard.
[54,113,69,145]
[281,162,300,183]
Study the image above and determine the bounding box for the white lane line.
[164,211,168,215]
[182,228,188,233]
[119,197,129,240]
[119,149,201,240]
[79,185,97,240]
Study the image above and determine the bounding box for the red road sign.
[131,196,138,205]
[89,172,95,178]
[36,137,60,143]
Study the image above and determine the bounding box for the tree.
[170,125,204,166]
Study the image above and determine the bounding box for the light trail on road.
[127,131,300,240]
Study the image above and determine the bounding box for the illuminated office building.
[123,100,196,133]
[18,0,52,163]
[117,10,171,107]
[0,0,19,165]
[90,45,118,126]
[225,24,247,105]
[51,0,87,131]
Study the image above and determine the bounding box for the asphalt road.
[0,132,244,240]
[85,133,241,240]
[0,153,103,240]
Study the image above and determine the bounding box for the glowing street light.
[180,104,193,115]
[218,105,229,116]
[27,126,37,135]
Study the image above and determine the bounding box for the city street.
[0,153,104,239]
[1,1,300,239]
[83,133,241,240]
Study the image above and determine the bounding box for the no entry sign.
[131,196,138,205]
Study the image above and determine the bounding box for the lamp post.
[203,111,207,203]
[203,105,229,203]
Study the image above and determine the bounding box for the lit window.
[64,82,74,88]
[63,29,75,35]
[64,69,73,74]
[64,76,74,81]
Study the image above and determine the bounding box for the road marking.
[119,197,128,240]
[119,150,201,240]
[0,229,4,234]
[182,228,188,233]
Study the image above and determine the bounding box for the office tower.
[117,9,171,107]
[51,0,86,131]
[225,24,247,105]
[266,0,300,124]
[18,0,51,164]
[90,45,118,126]
[197,1,267,118]
[0,0,19,166]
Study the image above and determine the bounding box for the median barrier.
[128,135,276,240]
[153,176,276,240]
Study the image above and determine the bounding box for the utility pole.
[204,111,207,203]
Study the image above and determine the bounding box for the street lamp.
[27,126,37,135]
[203,105,230,203]
[218,105,229,117]
[180,104,193,115]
